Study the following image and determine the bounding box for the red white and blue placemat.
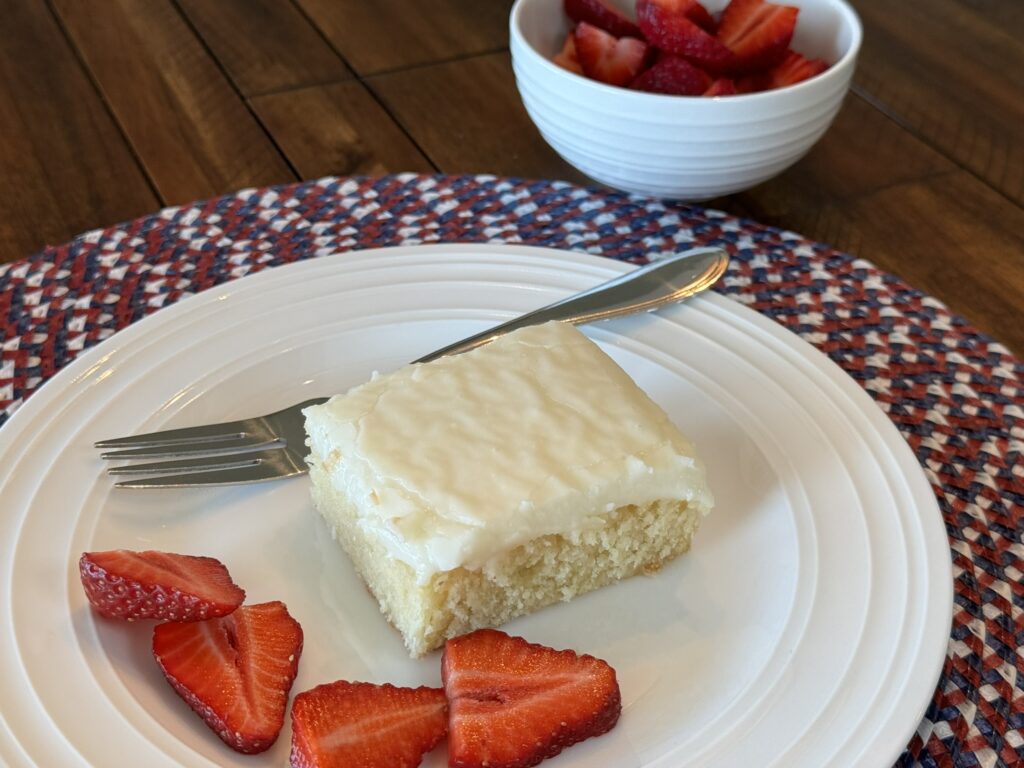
[0,174,1021,767]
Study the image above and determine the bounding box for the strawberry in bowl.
[561,0,831,94]
[559,0,831,95]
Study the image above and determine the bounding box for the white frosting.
[304,321,713,582]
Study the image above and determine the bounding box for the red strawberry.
[687,2,718,33]
[636,0,734,72]
[553,32,583,75]
[764,49,829,88]
[717,0,798,74]
[79,549,244,621]
[564,0,642,38]
[290,681,447,768]
[631,54,712,95]
[153,601,303,754]
[574,22,650,87]
[442,629,621,768]
[735,71,769,92]
[704,76,739,96]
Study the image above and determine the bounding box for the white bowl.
[509,0,862,200]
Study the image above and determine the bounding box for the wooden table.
[2,0,1021,355]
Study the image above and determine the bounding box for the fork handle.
[414,247,728,364]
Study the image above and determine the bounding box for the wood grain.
[177,0,351,97]
[852,0,1024,206]
[296,0,513,75]
[721,94,1024,354]
[366,53,588,183]
[0,1,158,262]
[50,0,296,205]
[250,82,434,178]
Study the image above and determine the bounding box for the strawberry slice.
[564,0,642,38]
[634,0,717,32]
[631,54,712,95]
[735,72,768,92]
[764,49,829,88]
[687,2,718,34]
[443,629,621,768]
[290,681,447,768]
[704,77,739,96]
[636,0,734,72]
[574,21,650,87]
[553,32,583,75]
[153,601,303,754]
[79,549,244,621]
[717,0,798,74]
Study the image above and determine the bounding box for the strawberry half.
[153,601,303,754]
[735,71,768,92]
[442,629,621,768]
[79,549,244,621]
[653,0,718,33]
[764,49,829,88]
[553,32,583,75]
[630,54,712,95]
[574,21,650,87]
[717,0,798,74]
[636,0,734,72]
[686,1,718,34]
[290,681,447,768]
[564,0,642,38]
[704,76,739,96]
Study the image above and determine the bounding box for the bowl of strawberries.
[509,0,861,200]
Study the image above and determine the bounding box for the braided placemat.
[1,174,1021,767]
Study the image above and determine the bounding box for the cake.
[303,321,714,656]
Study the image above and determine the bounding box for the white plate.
[0,244,951,767]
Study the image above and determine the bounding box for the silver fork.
[96,247,728,488]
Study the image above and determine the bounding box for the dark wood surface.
[1,0,1021,355]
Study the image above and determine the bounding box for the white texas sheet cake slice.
[303,321,713,656]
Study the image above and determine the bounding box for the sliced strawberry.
[153,601,303,754]
[735,71,769,92]
[631,54,712,95]
[717,0,798,74]
[290,681,447,768]
[764,49,829,88]
[704,77,739,96]
[636,0,734,72]
[687,1,718,33]
[79,549,244,621]
[574,21,650,87]
[553,32,584,75]
[564,0,642,38]
[443,629,621,768]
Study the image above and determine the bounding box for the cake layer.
[309,456,703,656]
[303,321,713,581]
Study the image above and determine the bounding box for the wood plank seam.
[841,94,954,196]
[285,0,441,173]
[348,88,441,174]
[50,0,298,202]
[169,0,303,182]
[43,0,164,206]
[852,84,1022,211]
[227,76,361,100]
[350,45,511,79]
[175,0,354,98]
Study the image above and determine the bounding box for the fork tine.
[94,419,257,450]
[100,435,278,461]
[106,449,283,476]
[113,460,305,489]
